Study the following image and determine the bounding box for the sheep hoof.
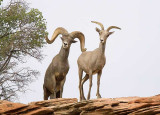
[82,97,86,101]
[97,94,102,99]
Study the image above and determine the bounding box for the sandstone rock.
[0,95,160,115]
[0,100,27,113]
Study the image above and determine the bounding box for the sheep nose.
[100,39,104,42]
[64,43,67,46]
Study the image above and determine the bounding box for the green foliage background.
[0,0,48,101]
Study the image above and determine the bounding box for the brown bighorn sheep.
[43,27,86,100]
[77,21,121,101]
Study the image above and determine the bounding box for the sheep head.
[91,21,121,44]
[45,27,86,52]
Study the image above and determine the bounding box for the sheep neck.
[99,42,106,55]
[59,46,70,62]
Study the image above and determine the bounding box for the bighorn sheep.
[77,21,121,101]
[43,27,86,100]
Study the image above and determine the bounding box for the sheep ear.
[60,37,64,41]
[96,27,100,33]
[72,40,77,43]
[109,31,115,35]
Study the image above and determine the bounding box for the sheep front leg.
[96,70,102,98]
[87,71,93,100]
[81,74,89,100]
[60,77,66,98]
[50,75,57,99]
[78,68,83,101]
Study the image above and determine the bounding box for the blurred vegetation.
[0,0,3,5]
[0,0,48,101]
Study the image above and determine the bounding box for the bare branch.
[0,51,13,72]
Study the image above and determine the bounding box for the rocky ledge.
[0,95,160,115]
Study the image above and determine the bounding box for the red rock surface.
[0,95,160,115]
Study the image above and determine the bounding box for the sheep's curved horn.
[70,31,87,52]
[106,26,121,32]
[45,27,68,44]
[91,21,104,30]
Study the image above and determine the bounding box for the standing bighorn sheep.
[77,21,121,101]
[43,27,86,100]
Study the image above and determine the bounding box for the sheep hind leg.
[43,85,50,100]
[81,74,89,100]
[78,68,83,101]
[87,71,93,100]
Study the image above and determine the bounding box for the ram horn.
[70,31,87,52]
[91,21,104,30]
[45,27,68,44]
[106,26,121,32]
